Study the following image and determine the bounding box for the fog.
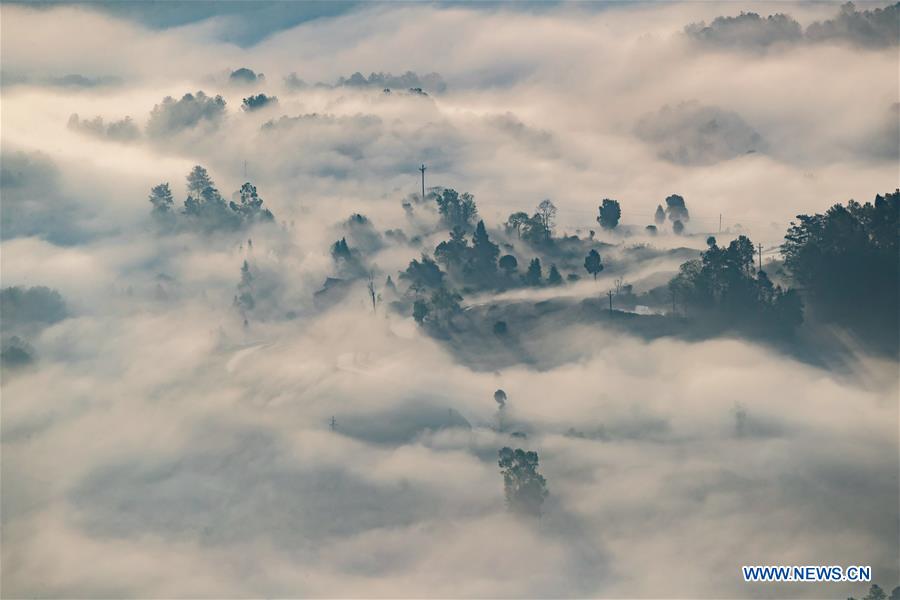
[1,2,898,598]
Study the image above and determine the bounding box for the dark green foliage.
[1,286,67,327]
[466,220,500,281]
[498,447,548,517]
[234,260,255,313]
[646,225,658,235]
[400,255,445,295]
[1,335,34,367]
[430,287,462,319]
[654,204,666,224]
[547,264,563,285]
[668,235,803,334]
[412,299,430,323]
[434,227,469,268]
[782,191,898,353]
[504,212,530,237]
[435,188,478,231]
[672,219,685,235]
[498,254,518,276]
[182,168,238,229]
[521,214,551,246]
[148,183,174,214]
[597,198,621,230]
[665,194,690,222]
[493,320,508,335]
[536,199,557,233]
[153,166,275,232]
[584,249,603,279]
[241,94,277,111]
[229,182,274,222]
[524,258,543,286]
[331,238,352,261]
[147,92,225,137]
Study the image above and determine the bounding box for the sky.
[1,1,898,598]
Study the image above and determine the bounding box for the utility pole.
[330,416,336,431]
[419,164,426,201]
[758,243,763,272]
[607,289,613,315]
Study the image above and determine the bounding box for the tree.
[665,194,690,222]
[547,264,563,285]
[467,220,500,281]
[148,183,174,214]
[429,286,463,326]
[668,235,803,333]
[435,188,478,231]
[521,214,552,246]
[584,249,603,279]
[499,254,518,277]
[234,260,255,313]
[645,225,658,235]
[434,227,469,268]
[186,166,214,201]
[672,219,685,235]
[412,299,430,323]
[241,94,277,111]
[498,447,548,517]
[229,182,274,222]
[524,258,543,286]
[654,204,666,224]
[505,212,530,237]
[597,198,621,230]
[536,199,557,233]
[331,237,352,262]
[781,191,898,353]
[400,255,445,295]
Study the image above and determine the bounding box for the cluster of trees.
[435,188,479,231]
[148,166,275,232]
[668,235,803,334]
[650,194,690,235]
[504,199,556,246]
[498,447,548,517]
[782,191,898,352]
[241,94,277,111]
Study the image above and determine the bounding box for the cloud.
[0,2,898,598]
[634,101,766,166]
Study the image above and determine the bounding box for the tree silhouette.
[782,191,898,353]
[654,204,666,224]
[547,264,563,285]
[536,199,557,233]
[524,258,543,286]
[665,194,690,222]
[505,212,530,238]
[597,198,621,230]
[498,447,548,517]
[584,249,604,279]
[499,254,518,277]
